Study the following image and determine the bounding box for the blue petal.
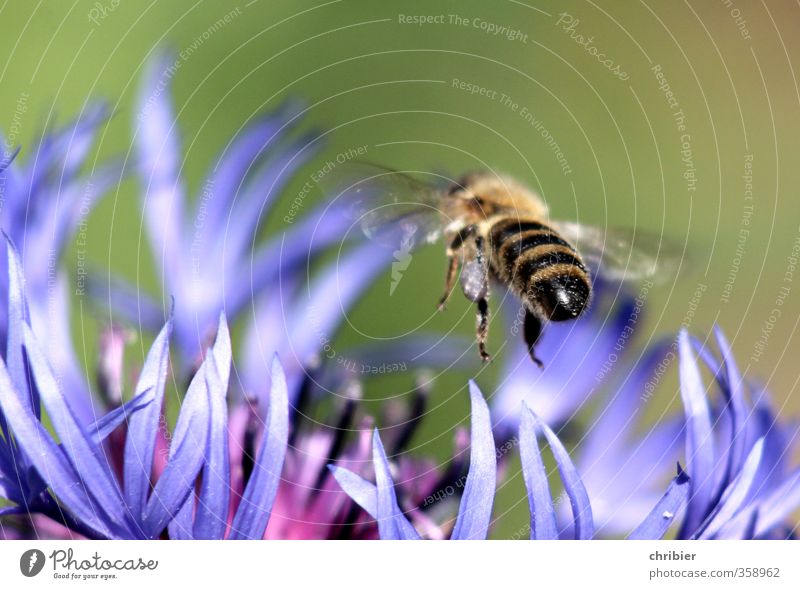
[628,464,690,539]
[210,312,232,386]
[229,356,289,539]
[141,345,211,538]
[714,466,800,539]
[89,388,153,444]
[493,285,638,432]
[536,413,595,539]
[49,103,109,182]
[328,465,378,518]
[698,438,765,539]
[199,101,304,233]
[124,316,173,520]
[284,240,394,369]
[372,429,420,540]
[17,105,106,213]
[750,468,800,538]
[747,398,792,501]
[519,403,558,540]
[713,327,748,487]
[0,146,19,173]
[677,329,716,534]
[86,273,164,332]
[135,51,183,197]
[186,199,352,365]
[0,472,21,502]
[0,148,22,227]
[168,494,195,540]
[193,316,232,540]
[242,236,393,405]
[0,358,117,538]
[4,238,37,417]
[22,326,132,535]
[135,52,188,287]
[28,272,96,424]
[222,134,319,265]
[231,202,360,321]
[451,381,496,540]
[580,341,671,470]
[240,275,299,404]
[52,163,121,258]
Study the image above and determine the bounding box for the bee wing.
[318,161,446,249]
[554,220,684,283]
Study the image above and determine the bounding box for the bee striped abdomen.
[489,218,591,321]
[498,231,573,279]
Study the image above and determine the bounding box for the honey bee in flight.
[322,163,679,366]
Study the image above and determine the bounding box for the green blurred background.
[2,0,799,537]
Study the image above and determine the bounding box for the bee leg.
[438,225,476,311]
[476,297,491,363]
[460,235,491,362]
[437,251,459,311]
[523,311,545,369]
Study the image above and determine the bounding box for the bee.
[322,163,679,366]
